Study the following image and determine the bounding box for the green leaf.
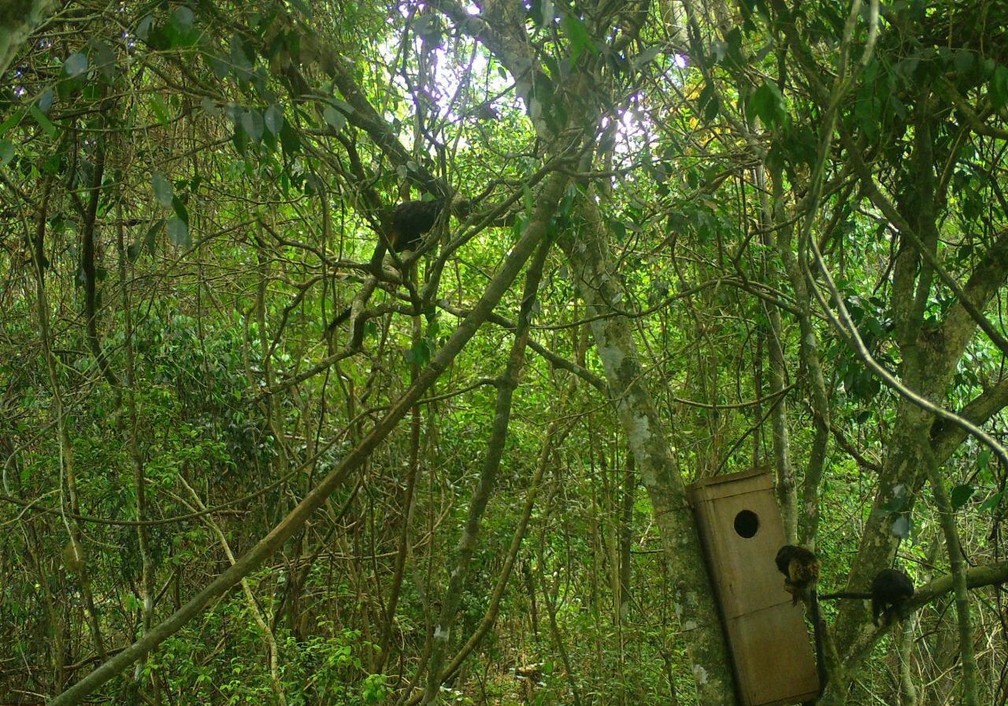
[698,81,719,121]
[240,110,264,141]
[152,173,174,207]
[150,96,170,126]
[279,121,301,155]
[230,36,253,75]
[135,14,154,41]
[64,52,89,77]
[167,7,199,47]
[990,65,1008,110]
[890,484,908,508]
[206,53,230,79]
[90,39,117,81]
[145,218,164,255]
[172,6,194,28]
[42,153,61,174]
[0,109,23,136]
[200,97,221,117]
[171,195,189,223]
[328,97,355,115]
[290,0,313,18]
[0,140,13,166]
[560,13,596,62]
[610,219,627,241]
[950,484,975,510]
[978,448,992,474]
[167,217,191,247]
[264,105,284,135]
[529,0,551,27]
[979,491,1004,512]
[38,87,54,112]
[890,516,910,538]
[29,105,58,138]
[748,82,787,128]
[952,49,974,75]
[405,339,433,366]
[633,46,662,70]
[323,105,346,131]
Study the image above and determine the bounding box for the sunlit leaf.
[560,13,596,62]
[890,516,910,538]
[264,105,284,135]
[152,173,174,207]
[241,110,264,141]
[38,88,54,113]
[64,52,89,77]
[323,105,346,131]
[167,217,190,247]
[172,6,194,28]
[201,97,221,116]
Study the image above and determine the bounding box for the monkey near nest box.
[820,567,915,627]
[775,544,821,606]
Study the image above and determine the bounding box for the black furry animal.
[386,198,447,253]
[327,198,456,336]
[776,544,821,606]
[820,568,915,627]
[776,544,826,691]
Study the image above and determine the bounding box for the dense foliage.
[1,1,1007,704]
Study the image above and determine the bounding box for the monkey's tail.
[810,590,828,693]
[818,591,872,600]
[325,307,351,337]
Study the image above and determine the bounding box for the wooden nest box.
[687,469,820,706]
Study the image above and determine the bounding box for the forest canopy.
[1,1,1008,705]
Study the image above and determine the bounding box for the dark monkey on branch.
[776,544,827,690]
[327,197,461,335]
[776,544,821,606]
[820,568,915,627]
[384,198,450,253]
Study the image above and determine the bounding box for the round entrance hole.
[734,510,759,538]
